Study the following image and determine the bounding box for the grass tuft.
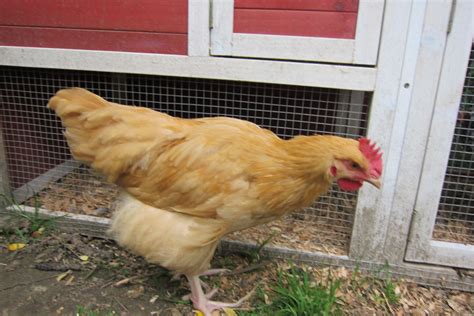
[243,264,342,316]
[0,193,59,242]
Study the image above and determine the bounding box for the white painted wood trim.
[230,34,355,63]
[0,46,377,91]
[353,0,385,64]
[405,0,473,267]
[210,0,234,55]
[408,241,474,269]
[188,0,211,56]
[381,0,446,264]
[209,0,384,64]
[349,0,416,261]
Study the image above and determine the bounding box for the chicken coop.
[0,0,473,291]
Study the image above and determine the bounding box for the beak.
[365,177,382,189]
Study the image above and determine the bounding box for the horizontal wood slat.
[235,0,359,12]
[0,0,187,34]
[0,27,187,55]
[234,9,357,39]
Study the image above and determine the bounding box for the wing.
[48,88,196,182]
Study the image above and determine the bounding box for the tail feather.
[47,88,183,182]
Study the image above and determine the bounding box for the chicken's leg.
[187,275,254,316]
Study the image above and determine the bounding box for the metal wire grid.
[0,66,370,254]
[434,47,474,244]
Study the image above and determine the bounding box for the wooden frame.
[210,0,384,64]
[404,0,474,269]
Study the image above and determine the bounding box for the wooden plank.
[408,240,474,269]
[12,160,82,203]
[188,0,210,56]
[349,0,415,261]
[0,0,187,34]
[0,205,471,291]
[210,0,234,55]
[235,0,359,12]
[230,33,355,63]
[234,9,357,39]
[0,46,377,91]
[353,0,385,64]
[0,26,188,55]
[378,1,434,262]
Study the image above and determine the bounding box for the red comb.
[359,138,383,177]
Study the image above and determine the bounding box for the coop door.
[210,0,384,65]
[405,3,474,269]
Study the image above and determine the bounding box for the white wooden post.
[350,0,426,261]
[188,0,211,57]
[383,0,455,263]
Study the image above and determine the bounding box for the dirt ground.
[1,226,473,316]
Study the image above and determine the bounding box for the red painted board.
[0,0,187,34]
[0,26,187,55]
[235,0,359,12]
[234,9,357,39]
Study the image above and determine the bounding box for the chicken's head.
[330,138,383,192]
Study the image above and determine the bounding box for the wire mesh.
[433,46,474,245]
[0,66,370,255]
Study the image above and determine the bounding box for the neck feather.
[255,135,357,216]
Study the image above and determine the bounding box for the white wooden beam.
[230,34,355,63]
[380,0,450,263]
[353,0,385,64]
[350,0,418,261]
[210,0,234,55]
[188,0,210,56]
[0,47,377,91]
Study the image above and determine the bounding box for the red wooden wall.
[0,0,188,55]
[234,0,359,39]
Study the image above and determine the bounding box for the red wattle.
[337,179,363,191]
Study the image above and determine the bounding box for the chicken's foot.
[187,275,255,316]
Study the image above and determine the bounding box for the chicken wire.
[0,66,370,255]
[433,46,474,245]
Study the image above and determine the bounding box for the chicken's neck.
[283,135,338,179]
[256,135,345,216]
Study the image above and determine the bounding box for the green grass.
[76,305,117,316]
[243,265,342,316]
[0,194,59,242]
[379,262,400,305]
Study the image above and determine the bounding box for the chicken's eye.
[351,162,360,169]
